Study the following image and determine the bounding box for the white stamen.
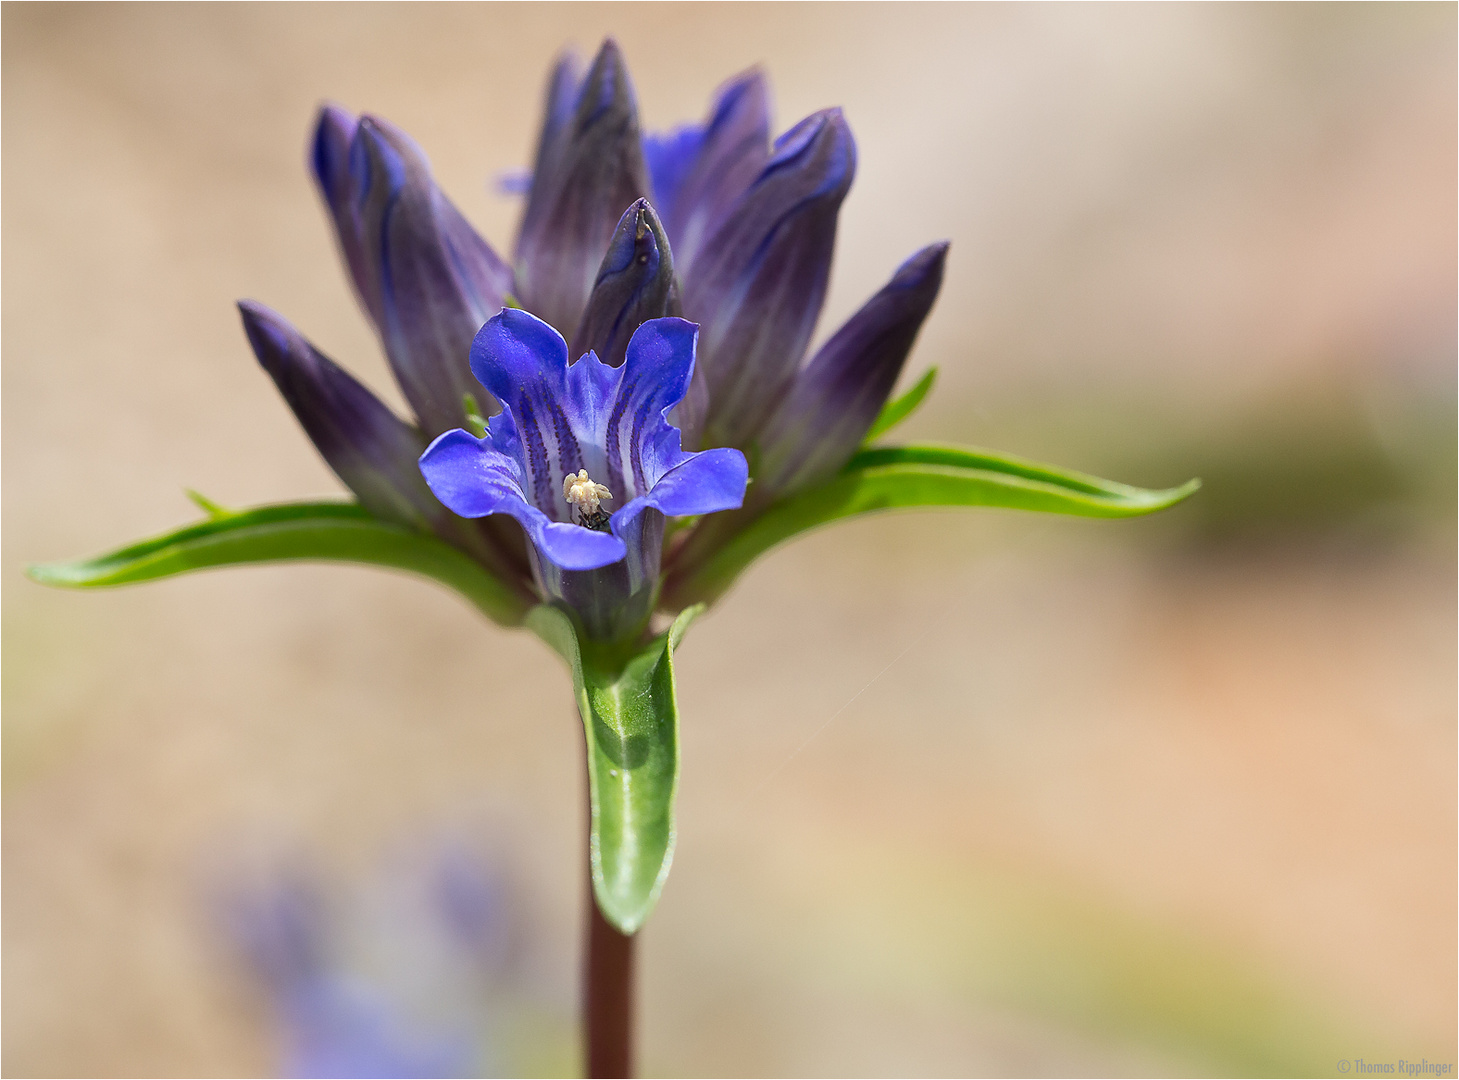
[563,469,612,517]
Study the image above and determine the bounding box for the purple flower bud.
[515,39,652,336]
[240,300,442,530]
[644,68,771,274]
[311,104,374,326]
[756,242,949,496]
[571,198,681,370]
[526,50,583,186]
[682,108,857,452]
[241,301,529,583]
[311,108,514,439]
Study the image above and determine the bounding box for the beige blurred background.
[4,3,1455,1076]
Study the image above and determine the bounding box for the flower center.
[563,469,613,530]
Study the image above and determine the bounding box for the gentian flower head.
[418,308,747,641]
[34,35,1195,950]
[222,37,958,642]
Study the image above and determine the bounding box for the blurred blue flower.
[220,850,508,1080]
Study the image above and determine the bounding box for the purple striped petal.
[626,447,749,520]
[514,39,651,336]
[570,198,681,370]
[419,429,627,572]
[682,108,856,451]
[757,242,949,496]
[468,310,711,512]
[467,308,582,515]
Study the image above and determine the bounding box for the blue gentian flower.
[240,37,946,641]
[418,309,747,641]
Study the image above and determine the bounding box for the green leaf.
[26,500,530,626]
[669,444,1199,605]
[845,442,1199,501]
[184,488,234,519]
[863,367,937,443]
[528,603,702,934]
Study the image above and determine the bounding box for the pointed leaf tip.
[24,501,530,627]
[664,446,1201,608]
[865,366,939,443]
[185,489,234,519]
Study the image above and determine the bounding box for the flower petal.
[600,317,703,499]
[682,108,856,451]
[312,109,513,437]
[649,68,771,274]
[756,242,949,496]
[468,308,585,515]
[629,447,749,520]
[239,300,437,529]
[514,39,652,335]
[420,429,626,571]
[534,520,628,572]
[570,198,681,370]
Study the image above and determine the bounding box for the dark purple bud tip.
[577,38,633,128]
[754,240,949,497]
[310,104,358,208]
[237,299,443,531]
[762,107,856,202]
[571,198,681,367]
[686,107,858,450]
[349,115,414,206]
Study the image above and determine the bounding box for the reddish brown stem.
[584,893,635,1077]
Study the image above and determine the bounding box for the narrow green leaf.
[846,442,1196,502]
[26,501,530,626]
[670,447,1199,605]
[863,367,938,443]
[528,603,703,934]
[184,488,235,520]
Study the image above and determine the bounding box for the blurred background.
[4,4,1454,1076]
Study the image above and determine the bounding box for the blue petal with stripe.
[419,309,748,594]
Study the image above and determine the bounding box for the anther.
[563,469,613,528]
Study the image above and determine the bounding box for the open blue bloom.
[420,308,747,639]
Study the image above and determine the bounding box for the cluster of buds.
[241,39,946,642]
